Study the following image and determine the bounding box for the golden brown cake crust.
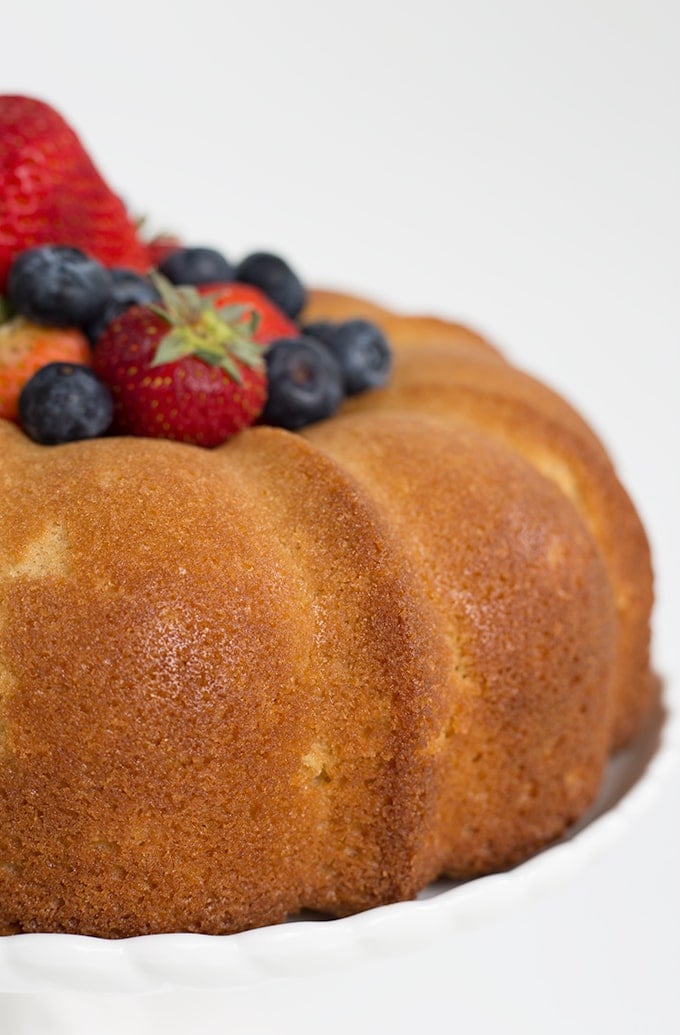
[0,291,653,936]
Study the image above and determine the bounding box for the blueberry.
[261,337,344,430]
[85,269,161,346]
[305,319,392,395]
[18,363,114,445]
[302,321,337,344]
[109,267,161,299]
[157,247,235,286]
[8,246,112,328]
[236,252,306,319]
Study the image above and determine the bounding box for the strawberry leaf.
[243,310,261,334]
[151,330,195,366]
[194,348,223,367]
[147,304,175,325]
[216,354,243,383]
[212,303,250,322]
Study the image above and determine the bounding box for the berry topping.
[305,319,392,395]
[158,247,235,286]
[18,362,113,445]
[8,245,112,328]
[236,252,306,320]
[261,337,344,430]
[85,268,161,346]
[0,95,396,449]
[94,276,268,447]
[0,314,92,421]
[0,95,150,290]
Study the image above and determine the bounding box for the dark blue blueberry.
[85,268,161,346]
[18,363,114,445]
[7,246,112,328]
[157,247,235,286]
[109,267,161,299]
[236,252,306,319]
[302,320,337,343]
[261,337,344,430]
[305,319,392,395]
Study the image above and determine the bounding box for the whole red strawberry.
[93,276,292,447]
[0,96,150,290]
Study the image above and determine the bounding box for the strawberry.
[0,96,150,291]
[0,305,92,421]
[93,276,285,447]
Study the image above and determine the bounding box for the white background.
[2,0,679,1031]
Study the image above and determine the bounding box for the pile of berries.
[0,244,392,446]
[0,94,393,449]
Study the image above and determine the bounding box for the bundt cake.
[0,287,653,937]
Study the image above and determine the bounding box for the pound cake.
[0,97,653,937]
